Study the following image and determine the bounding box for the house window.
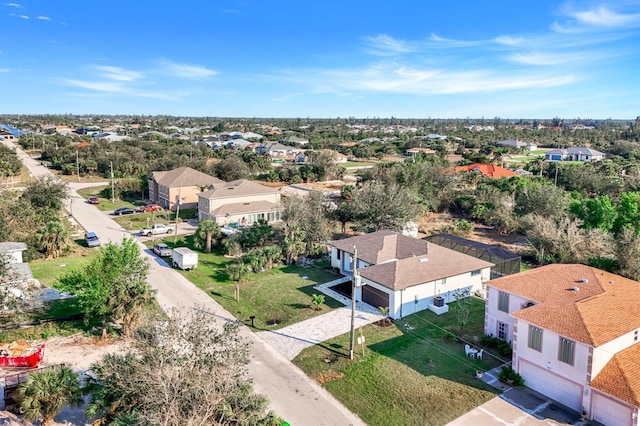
[498,291,509,312]
[337,251,341,260]
[635,330,639,342]
[497,322,508,341]
[441,278,447,284]
[528,325,543,352]
[471,270,481,276]
[558,337,575,366]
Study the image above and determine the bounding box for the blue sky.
[1,1,639,119]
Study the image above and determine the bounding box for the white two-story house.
[485,264,640,425]
[329,230,493,319]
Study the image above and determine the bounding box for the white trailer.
[172,247,198,271]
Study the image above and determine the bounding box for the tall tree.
[56,237,153,337]
[34,219,69,258]
[16,366,82,426]
[84,309,278,426]
[351,181,421,232]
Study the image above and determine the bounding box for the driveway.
[5,141,366,426]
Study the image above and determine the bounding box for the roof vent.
[582,278,588,283]
[573,286,580,292]
[419,258,428,263]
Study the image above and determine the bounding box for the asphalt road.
[5,141,365,426]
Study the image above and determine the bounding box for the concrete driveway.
[5,141,366,426]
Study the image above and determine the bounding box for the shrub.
[498,366,524,386]
[480,335,513,358]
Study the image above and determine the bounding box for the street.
[4,141,365,426]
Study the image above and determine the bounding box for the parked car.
[140,223,173,236]
[220,226,240,237]
[88,197,100,205]
[85,232,100,248]
[113,207,136,216]
[152,243,172,257]
[139,204,163,213]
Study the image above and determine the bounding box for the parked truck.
[140,223,173,237]
[172,247,198,271]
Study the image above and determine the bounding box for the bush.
[480,335,513,358]
[498,366,524,386]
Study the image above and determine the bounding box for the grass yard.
[152,235,344,328]
[342,161,376,168]
[30,253,96,287]
[294,298,505,426]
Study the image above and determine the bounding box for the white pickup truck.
[140,223,173,236]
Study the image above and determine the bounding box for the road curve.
[4,141,365,426]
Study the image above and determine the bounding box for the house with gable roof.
[148,166,224,210]
[545,147,605,162]
[329,230,493,319]
[485,264,640,424]
[454,163,519,178]
[197,179,282,226]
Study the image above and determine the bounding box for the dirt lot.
[0,334,127,425]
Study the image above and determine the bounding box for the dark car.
[88,197,100,205]
[113,207,135,216]
[152,243,172,257]
[85,232,101,248]
[139,203,163,213]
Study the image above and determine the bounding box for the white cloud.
[427,33,484,48]
[572,5,640,28]
[60,79,126,93]
[37,16,51,21]
[0,68,9,72]
[9,13,28,19]
[93,65,143,82]
[362,34,413,56]
[160,60,217,79]
[494,36,525,46]
[4,3,23,8]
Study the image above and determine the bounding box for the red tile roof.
[489,264,640,346]
[591,343,640,406]
[454,163,518,178]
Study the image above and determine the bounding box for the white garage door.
[520,361,582,411]
[592,392,632,426]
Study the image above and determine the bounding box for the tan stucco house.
[197,179,282,226]
[148,167,223,211]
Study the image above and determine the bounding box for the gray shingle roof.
[153,167,223,188]
[199,179,278,199]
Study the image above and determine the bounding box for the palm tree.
[35,220,69,258]
[194,219,220,253]
[262,245,282,270]
[311,294,325,311]
[16,366,82,426]
[284,225,306,265]
[226,260,251,285]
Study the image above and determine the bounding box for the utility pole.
[349,245,359,360]
[110,161,115,203]
[76,149,80,182]
[174,189,182,244]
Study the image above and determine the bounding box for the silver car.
[152,243,172,257]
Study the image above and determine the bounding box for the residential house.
[197,179,282,226]
[256,142,302,159]
[329,230,493,320]
[405,147,437,156]
[545,147,605,162]
[454,163,519,178]
[485,264,640,424]
[495,140,538,151]
[0,242,35,289]
[280,135,309,145]
[148,167,224,211]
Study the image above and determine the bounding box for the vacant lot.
[294,298,505,426]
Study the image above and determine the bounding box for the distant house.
[329,230,493,320]
[280,135,309,145]
[485,264,640,424]
[405,147,437,156]
[454,163,519,178]
[545,147,605,162]
[148,167,224,211]
[197,179,282,226]
[496,140,537,151]
[256,142,302,158]
[0,242,35,288]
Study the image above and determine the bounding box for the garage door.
[520,361,582,411]
[592,392,632,426]
[362,286,389,309]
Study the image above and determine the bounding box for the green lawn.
[151,235,344,328]
[293,298,505,426]
[342,161,376,168]
[30,254,96,287]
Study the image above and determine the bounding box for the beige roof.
[211,200,280,216]
[591,343,640,406]
[490,264,640,346]
[199,179,278,199]
[153,167,223,188]
[330,231,493,290]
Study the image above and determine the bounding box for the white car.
[220,226,240,237]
